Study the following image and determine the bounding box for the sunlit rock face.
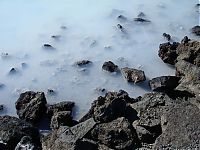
[0,0,198,118]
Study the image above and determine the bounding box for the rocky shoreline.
[1,32,200,150]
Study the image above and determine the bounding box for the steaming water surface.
[0,0,198,119]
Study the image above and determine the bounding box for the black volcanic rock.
[158,42,179,65]
[121,67,146,83]
[191,25,200,36]
[102,61,119,73]
[15,91,47,123]
[0,116,40,150]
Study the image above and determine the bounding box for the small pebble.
[163,33,171,41]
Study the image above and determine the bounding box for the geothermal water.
[0,0,199,119]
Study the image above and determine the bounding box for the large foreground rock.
[42,118,96,150]
[15,91,47,123]
[89,117,139,150]
[175,60,200,97]
[154,102,200,149]
[79,90,136,123]
[0,116,40,150]
[131,92,174,144]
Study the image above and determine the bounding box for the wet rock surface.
[102,61,119,73]
[121,67,146,83]
[0,105,3,111]
[15,91,47,123]
[15,136,41,150]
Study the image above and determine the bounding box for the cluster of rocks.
[1,26,200,149]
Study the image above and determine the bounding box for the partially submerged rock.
[158,42,179,65]
[149,76,180,92]
[15,91,47,123]
[121,67,146,83]
[43,44,55,49]
[191,25,200,36]
[75,60,92,67]
[0,116,40,150]
[102,61,119,73]
[162,33,171,41]
[0,104,3,111]
[133,17,151,23]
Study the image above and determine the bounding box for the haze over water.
[0,0,198,119]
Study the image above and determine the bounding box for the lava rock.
[43,44,55,49]
[42,118,96,150]
[89,117,139,150]
[176,40,200,66]
[117,24,123,30]
[50,111,76,129]
[175,60,200,96]
[0,105,3,111]
[102,61,119,73]
[9,67,18,75]
[15,136,41,150]
[0,116,40,150]
[15,91,47,123]
[75,60,92,67]
[181,36,190,44]
[154,102,200,149]
[131,93,174,144]
[158,42,179,65]
[47,101,75,117]
[191,25,200,36]
[117,15,127,22]
[163,33,171,41]
[134,18,151,23]
[79,90,136,123]
[121,67,146,83]
[149,76,180,92]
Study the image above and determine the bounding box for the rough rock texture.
[42,118,96,150]
[158,42,179,65]
[89,117,139,150]
[15,136,40,150]
[149,76,180,92]
[15,91,47,123]
[154,102,200,149]
[121,67,146,83]
[47,101,75,117]
[175,60,200,97]
[50,111,74,129]
[191,25,200,36]
[176,40,200,66]
[79,90,136,123]
[131,92,174,144]
[75,60,92,67]
[102,61,119,73]
[0,116,40,150]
